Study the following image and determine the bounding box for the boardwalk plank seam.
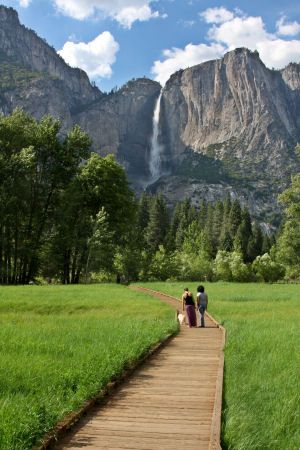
[36,286,225,450]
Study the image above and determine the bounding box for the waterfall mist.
[149,91,164,181]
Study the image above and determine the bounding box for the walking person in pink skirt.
[182,287,197,327]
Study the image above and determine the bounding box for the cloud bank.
[152,7,300,85]
[53,0,164,28]
[58,31,119,79]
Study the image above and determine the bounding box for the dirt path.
[54,287,225,450]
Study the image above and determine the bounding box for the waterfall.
[149,91,164,181]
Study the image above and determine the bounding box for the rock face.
[0,6,99,103]
[155,48,300,223]
[0,6,160,190]
[74,79,161,188]
[1,7,300,223]
[0,7,100,132]
[161,49,300,172]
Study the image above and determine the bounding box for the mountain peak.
[0,5,19,24]
[0,5,100,101]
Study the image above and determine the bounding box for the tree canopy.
[0,110,135,284]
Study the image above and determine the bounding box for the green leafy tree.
[182,221,202,254]
[0,109,90,284]
[276,146,300,278]
[50,153,135,283]
[114,244,141,282]
[149,245,177,280]
[252,253,285,282]
[229,252,253,282]
[214,250,232,281]
[214,250,252,281]
[84,208,115,283]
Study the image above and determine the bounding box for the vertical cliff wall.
[1,7,300,221]
[151,48,300,222]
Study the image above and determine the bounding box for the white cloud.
[114,5,160,29]
[151,43,225,85]
[54,0,94,19]
[207,15,273,50]
[257,39,300,67]
[152,7,300,85]
[53,0,164,28]
[58,31,119,79]
[200,6,234,24]
[276,16,300,36]
[18,0,31,6]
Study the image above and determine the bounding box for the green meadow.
[138,282,300,450]
[0,284,177,450]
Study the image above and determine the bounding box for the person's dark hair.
[197,285,205,293]
[184,287,189,291]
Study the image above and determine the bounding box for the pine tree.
[219,230,233,252]
[261,234,272,254]
[146,194,170,252]
[174,200,192,249]
[169,202,183,250]
[212,200,224,251]
[198,199,208,230]
[237,208,253,261]
[229,199,242,236]
[223,194,232,230]
[247,222,263,262]
[203,203,215,258]
[219,194,232,251]
[136,193,150,249]
[137,193,150,232]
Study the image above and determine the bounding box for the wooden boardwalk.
[54,288,225,450]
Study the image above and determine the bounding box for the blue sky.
[2,0,300,91]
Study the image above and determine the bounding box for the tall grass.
[138,282,300,450]
[0,284,177,450]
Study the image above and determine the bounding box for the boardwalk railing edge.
[33,329,178,450]
[133,285,226,450]
[207,313,226,450]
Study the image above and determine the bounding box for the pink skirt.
[185,305,197,327]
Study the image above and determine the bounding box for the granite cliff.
[155,48,300,223]
[1,6,300,224]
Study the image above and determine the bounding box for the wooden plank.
[52,287,225,450]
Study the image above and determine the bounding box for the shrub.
[252,253,285,282]
[175,251,213,281]
[214,251,232,281]
[148,246,178,281]
[214,251,253,282]
[229,252,253,282]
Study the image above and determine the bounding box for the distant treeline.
[129,193,275,282]
[0,110,299,284]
